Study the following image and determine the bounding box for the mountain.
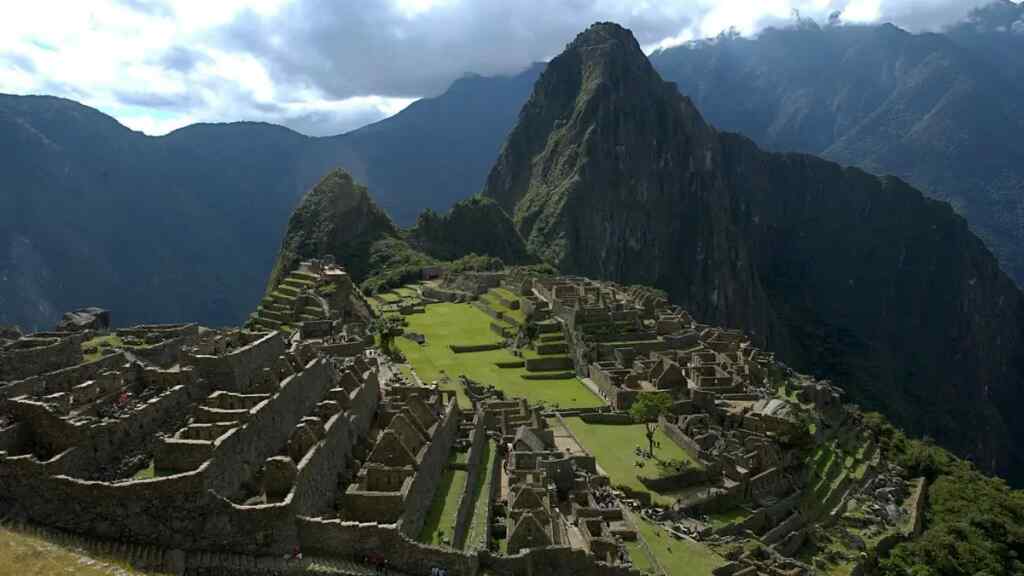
[481,22,1024,482]
[267,169,532,301]
[0,64,541,330]
[265,169,402,291]
[649,6,1024,285]
[321,65,545,225]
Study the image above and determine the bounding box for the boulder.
[57,307,111,332]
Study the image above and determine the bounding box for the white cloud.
[0,0,1002,136]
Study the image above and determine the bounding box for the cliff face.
[650,17,1024,287]
[482,22,1024,481]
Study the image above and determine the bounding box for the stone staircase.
[249,270,328,332]
[305,556,416,575]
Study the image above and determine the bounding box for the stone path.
[305,556,417,575]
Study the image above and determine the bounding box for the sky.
[0,0,1011,137]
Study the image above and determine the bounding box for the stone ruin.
[0,266,925,576]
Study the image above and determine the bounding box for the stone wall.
[0,352,125,406]
[451,343,504,354]
[299,517,480,576]
[0,358,345,554]
[128,336,190,367]
[524,357,573,372]
[0,335,83,382]
[452,413,486,549]
[659,417,704,464]
[399,398,462,538]
[192,332,286,393]
[482,546,645,576]
[579,413,634,425]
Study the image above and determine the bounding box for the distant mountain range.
[2,0,1023,335]
[650,0,1024,285]
[0,65,541,329]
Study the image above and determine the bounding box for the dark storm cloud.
[218,0,694,100]
[212,0,1013,103]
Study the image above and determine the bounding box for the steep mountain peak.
[568,21,645,55]
[481,20,1024,482]
[483,23,714,257]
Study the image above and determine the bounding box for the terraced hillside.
[248,269,328,332]
[388,291,601,410]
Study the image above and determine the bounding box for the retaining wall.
[399,398,462,538]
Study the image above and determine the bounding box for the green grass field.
[0,527,151,575]
[419,469,468,546]
[395,303,602,409]
[635,517,726,576]
[481,291,525,324]
[81,334,123,363]
[562,417,704,505]
[623,540,656,573]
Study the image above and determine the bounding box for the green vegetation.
[634,517,725,575]
[481,290,525,325]
[706,507,751,530]
[361,237,438,295]
[0,526,151,575]
[629,393,674,456]
[418,469,468,547]
[562,417,703,506]
[860,413,1024,576]
[132,460,156,480]
[81,334,123,362]
[394,303,602,409]
[623,540,655,573]
[445,253,505,273]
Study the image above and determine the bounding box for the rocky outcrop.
[482,22,1024,482]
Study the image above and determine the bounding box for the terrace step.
[537,342,568,355]
[259,308,288,323]
[288,270,319,280]
[521,371,575,380]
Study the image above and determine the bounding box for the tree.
[373,318,396,355]
[629,393,673,457]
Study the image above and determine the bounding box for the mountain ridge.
[480,21,1024,482]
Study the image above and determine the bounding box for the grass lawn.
[0,527,152,575]
[419,469,468,546]
[481,291,525,324]
[706,507,751,530]
[81,334,123,362]
[377,291,401,303]
[635,518,726,576]
[562,417,704,506]
[623,540,656,574]
[394,286,419,298]
[132,460,156,480]
[395,303,602,410]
